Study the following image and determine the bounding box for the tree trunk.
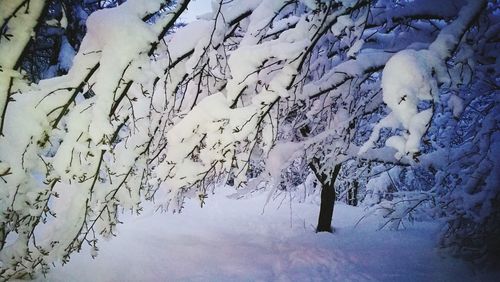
[309,158,342,233]
[317,177,336,232]
[348,180,358,206]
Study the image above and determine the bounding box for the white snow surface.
[33,190,498,282]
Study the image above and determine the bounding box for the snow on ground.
[36,189,499,282]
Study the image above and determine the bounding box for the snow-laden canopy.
[0,0,497,278]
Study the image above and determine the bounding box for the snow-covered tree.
[357,0,498,263]
[0,0,496,278]
[0,0,186,278]
[19,0,134,82]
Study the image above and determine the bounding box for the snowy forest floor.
[35,189,499,282]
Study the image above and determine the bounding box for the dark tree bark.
[348,180,358,206]
[317,177,336,232]
[309,158,342,233]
